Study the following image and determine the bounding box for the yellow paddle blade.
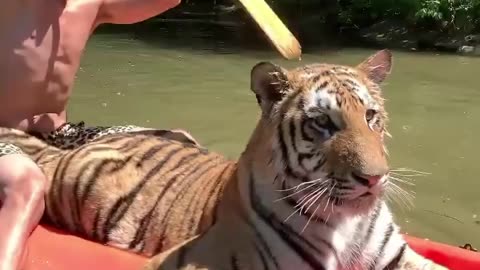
[237,0,302,60]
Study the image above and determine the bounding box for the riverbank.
[95,1,480,57]
[339,19,480,56]
[161,0,480,57]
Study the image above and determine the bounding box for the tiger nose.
[352,172,383,187]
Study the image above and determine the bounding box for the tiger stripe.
[249,170,328,270]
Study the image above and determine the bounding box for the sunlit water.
[70,24,480,248]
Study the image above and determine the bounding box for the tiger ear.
[357,49,393,84]
[250,62,289,114]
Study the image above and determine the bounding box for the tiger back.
[0,128,235,256]
[145,50,449,270]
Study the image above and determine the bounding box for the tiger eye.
[316,114,330,126]
[365,109,376,122]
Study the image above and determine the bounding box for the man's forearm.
[96,0,180,25]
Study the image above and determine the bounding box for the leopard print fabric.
[36,121,152,150]
[0,142,24,157]
[0,121,152,157]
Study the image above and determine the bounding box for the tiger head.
[247,50,393,215]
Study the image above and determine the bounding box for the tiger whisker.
[283,185,328,223]
[283,201,307,223]
[385,187,404,208]
[384,190,404,207]
[294,179,332,208]
[318,185,343,227]
[296,185,329,210]
[386,184,411,198]
[388,193,412,210]
[324,207,334,224]
[276,178,326,192]
[389,181,416,197]
[283,180,333,223]
[390,172,428,178]
[274,181,319,202]
[330,197,335,213]
[383,191,410,214]
[300,182,336,233]
[302,186,330,214]
[386,182,415,210]
[301,190,328,233]
[323,182,336,211]
[390,168,431,175]
[388,176,415,186]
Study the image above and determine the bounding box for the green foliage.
[333,0,480,32]
[415,0,442,21]
[337,0,420,26]
[169,0,480,35]
[412,0,480,32]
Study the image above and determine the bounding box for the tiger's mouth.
[360,191,373,197]
[332,191,373,204]
[328,175,385,210]
[331,174,386,195]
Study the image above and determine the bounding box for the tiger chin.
[145,50,449,270]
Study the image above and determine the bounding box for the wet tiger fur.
[0,128,233,256]
[144,50,449,270]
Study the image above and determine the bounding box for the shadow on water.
[94,14,344,58]
[95,19,272,55]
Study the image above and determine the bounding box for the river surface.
[70,23,480,249]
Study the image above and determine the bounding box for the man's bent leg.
[0,146,46,270]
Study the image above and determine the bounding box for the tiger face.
[250,50,393,215]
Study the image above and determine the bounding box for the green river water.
[69,24,480,249]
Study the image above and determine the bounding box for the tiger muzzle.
[327,128,389,186]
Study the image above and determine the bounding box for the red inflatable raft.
[24,224,480,270]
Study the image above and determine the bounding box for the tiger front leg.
[391,246,449,270]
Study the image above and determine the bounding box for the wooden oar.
[236,0,302,60]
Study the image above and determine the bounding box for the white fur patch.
[303,79,379,129]
[304,88,343,129]
[308,88,339,112]
[353,84,377,109]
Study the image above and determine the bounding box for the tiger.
[0,125,227,257]
[143,50,449,270]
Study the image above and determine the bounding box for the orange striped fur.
[0,128,234,256]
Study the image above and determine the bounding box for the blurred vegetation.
[161,0,480,34]
[336,0,480,33]
[96,0,480,52]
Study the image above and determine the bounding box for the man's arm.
[96,0,181,25]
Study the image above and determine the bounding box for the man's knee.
[0,154,47,201]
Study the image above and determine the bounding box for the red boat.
[24,224,480,270]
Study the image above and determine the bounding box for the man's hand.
[96,0,180,25]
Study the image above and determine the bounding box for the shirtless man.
[0,0,182,269]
